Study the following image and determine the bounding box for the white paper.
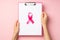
[19,3,42,36]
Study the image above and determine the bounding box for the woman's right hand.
[41,12,51,40]
[41,12,48,27]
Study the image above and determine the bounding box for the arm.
[43,24,50,40]
[12,21,19,40]
[41,12,51,40]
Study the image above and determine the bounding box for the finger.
[44,12,47,17]
[16,20,19,28]
[42,12,46,18]
[41,12,44,18]
[16,20,18,26]
[14,20,18,28]
[41,13,44,20]
[43,12,47,19]
[17,21,20,29]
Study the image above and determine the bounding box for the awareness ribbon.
[27,12,34,24]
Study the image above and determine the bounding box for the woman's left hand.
[13,20,19,35]
[12,20,19,40]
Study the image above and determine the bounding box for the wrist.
[12,33,17,40]
[43,24,47,29]
[43,24,47,27]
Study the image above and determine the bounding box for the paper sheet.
[19,3,42,36]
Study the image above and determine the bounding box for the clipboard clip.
[25,2,36,6]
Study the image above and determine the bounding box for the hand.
[41,12,48,27]
[13,20,19,36]
[12,20,19,40]
[41,12,51,40]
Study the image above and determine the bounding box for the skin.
[12,12,51,40]
[12,21,19,40]
[41,12,51,40]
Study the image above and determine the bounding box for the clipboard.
[19,2,42,36]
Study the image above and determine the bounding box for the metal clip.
[24,2,36,6]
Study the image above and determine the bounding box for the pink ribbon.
[27,12,34,24]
